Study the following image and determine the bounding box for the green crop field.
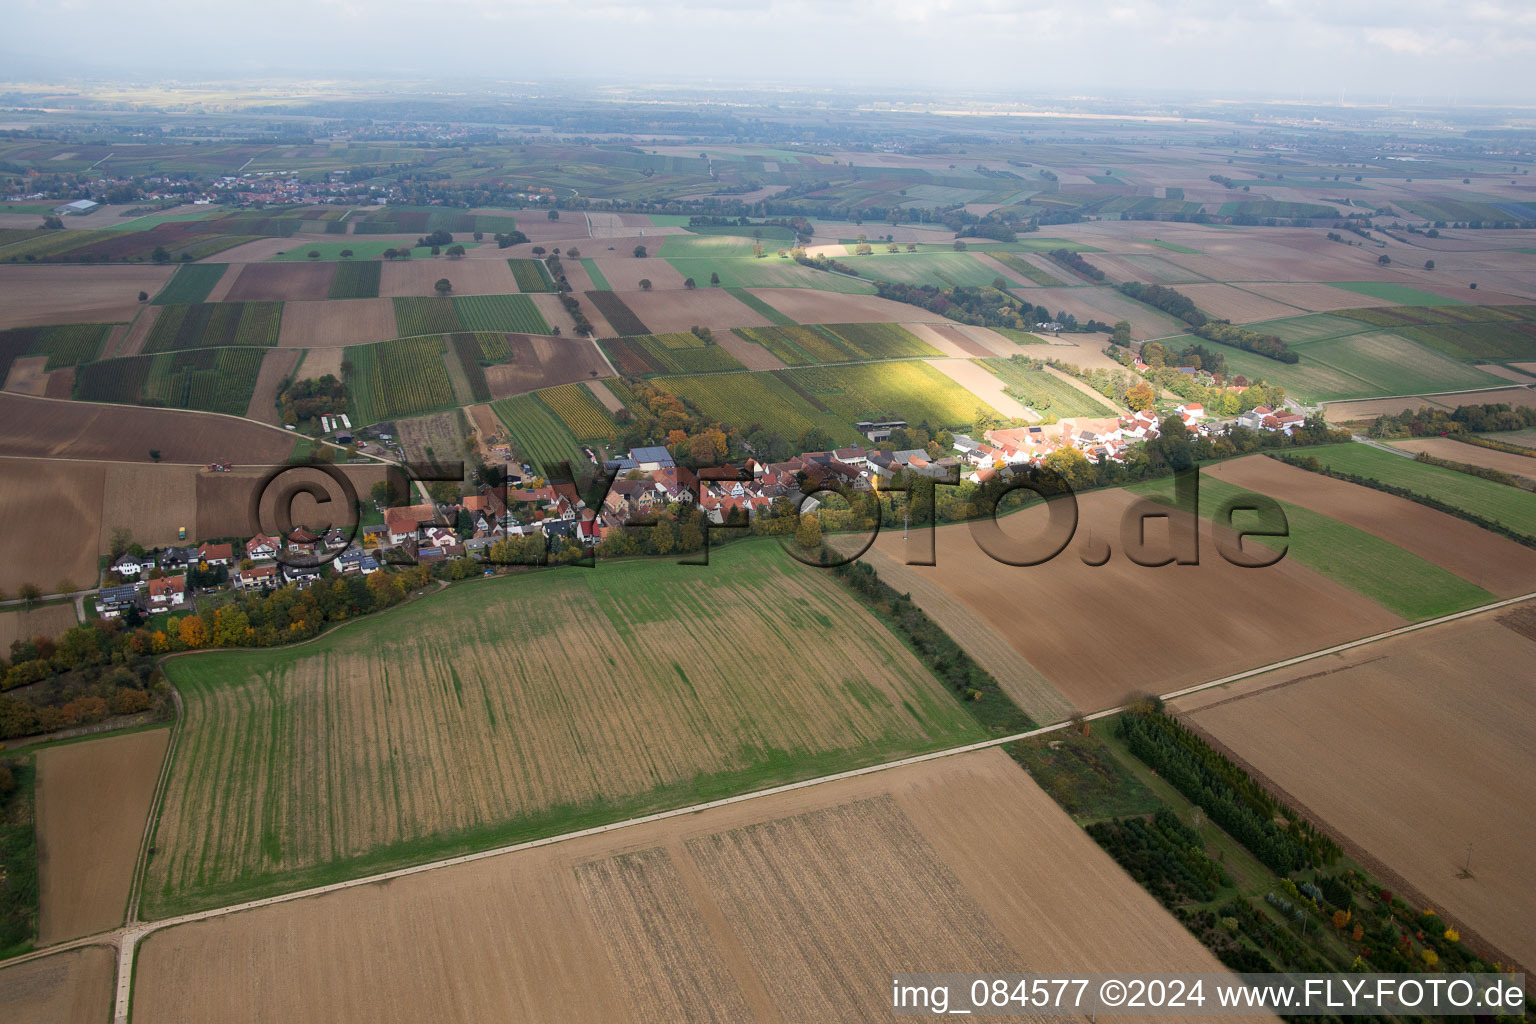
[981,359,1115,417]
[1302,443,1536,537]
[1215,200,1340,219]
[536,382,616,441]
[492,392,592,470]
[852,251,1010,289]
[141,541,984,915]
[1167,314,1509,402]
[345,335,456,423]
[143,301,283,352]
[328,260,381,299]
[723,287,794,325]
[1331,305,1536,362]
[1136,238,1202,254]
[1329,283,1465,306]
[657,371,862,444]
[780,362,1002,429]
[393,296,464,337]
[988,251,1065,286]
[579,257,610,290]
[452,294,549,334]
[152,263,228,305]
[508,258,556,292]
[1131,473,1494,620]
[74,347,264,415]
[658,233,767,258]
[663,256,876,293]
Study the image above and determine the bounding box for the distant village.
[92,400,1309,622]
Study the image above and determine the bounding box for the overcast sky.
[7,0,1534,104]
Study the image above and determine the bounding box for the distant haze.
[4,0,1534,103]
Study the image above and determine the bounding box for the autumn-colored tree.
[666,428,688,448]
[794,511,822,551]
[1042,446,1092,487]
[1126,380,1155,412]
[1421,949,1438,968]
[151,630,171,653]
[178,615,208,649]
[650,520,675,555]
[111,688,152,715]
[1352,922,1364,942]
[1332,909,1351,929]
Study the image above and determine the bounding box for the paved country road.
[6,589,1532,1023]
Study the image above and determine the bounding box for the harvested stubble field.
[863,486,1404,713]
[378,258,516,297]
[481,334,611,399]
[611,288,774,335]
[0,392,294,464]
[142,542,986,915]
[223,261,336,302]
[0,264,176,329]
[1174,607,1536,969]
[0,945,116,1024]
[0,603,78,652]
[275,297,397,349]
[36,729,170,943]
[1202,455,1536,597]
[133,749,1234,1024]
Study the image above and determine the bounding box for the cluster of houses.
[90,388,1319,620]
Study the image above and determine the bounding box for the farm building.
[53,198,99,215]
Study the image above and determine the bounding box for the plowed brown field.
[1174,606,1536,969]
[275,297,397,348]
[36,728,170,942]
[863,487,1401,712]
[482,334,610,398]
[0,265,175,329]
[378,258,516,297]
[614,288,773,334]
[133,749,1236,1024]
[223,262,335,302]
[0,392,293,463]
[0,946,116,1024]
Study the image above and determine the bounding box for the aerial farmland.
[1,43,1535,1024]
